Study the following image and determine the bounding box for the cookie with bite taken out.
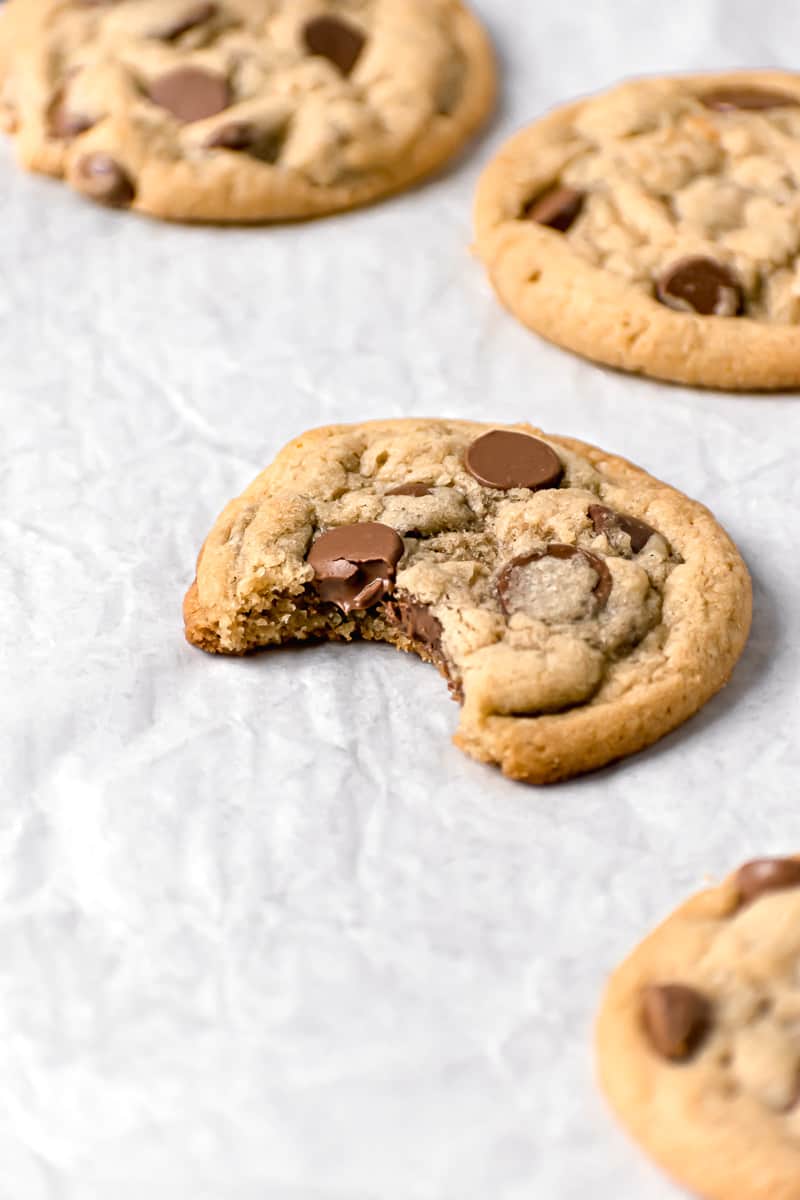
[183,418,751,783]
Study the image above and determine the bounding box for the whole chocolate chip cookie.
[475,71,800,389]
[597,856,800,1198]
[183,419,751,783]
[0,0,495,222]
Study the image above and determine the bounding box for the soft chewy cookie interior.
[184,419,751,783]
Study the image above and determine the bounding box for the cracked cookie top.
[0,0,495,221]
[598,856,800,1200]
[475,71,800,389]
[184,419,751,783]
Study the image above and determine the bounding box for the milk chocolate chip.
[701,86,799,112]
[303,15,366,77]
[386,596,443,650]
[588,504,657,554]
[656,257,744,317]
[308,523,404,614]
[385,483,432,497]
[465,431,564,492]
[736,858,800,907]
[75,152,135,207]
[524,185,584,232]
[497,544,612,616]
[643,984,712,1061]
[153,2,217,40]
[148,66,230,123]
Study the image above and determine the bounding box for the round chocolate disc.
[465,430,564,492]
[303,15,366,77]
[148,66,230,124]
[656,257,744,317]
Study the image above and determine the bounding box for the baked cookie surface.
[0,0,495,222]
[475,71,800,389]
[183,418,751,783]
[597,856,800,1199]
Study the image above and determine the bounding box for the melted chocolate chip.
[303,15,366,77]
[643,984,712,1062]
[656,257,744,317]
[385,483,433,497]
[497,544,612,615]
[736,858,800,907]
[308,523,404,615]
[701,86,799,112]
[75,153,135,207]
[386,596,443,650]
[153,2,217,40]
[588,504,657,554]
[148,66,230,123]
[204,120,286,163]
[524,185,584,232]
[465,431,564,492]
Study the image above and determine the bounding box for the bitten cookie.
[597,856,800,1199]
[0,0,495,222]
[183,418,751,784]
[475,71,800,389]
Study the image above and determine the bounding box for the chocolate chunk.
[204,120,286,163]
[588,504,657,554]
[497,544,612,615]
[643,984,712,1062]
[308,522,404,615]
[524,185,584,232]
[736,858,800,907]
[303,15,366,77]
[701,86,799,112]
[385,483,432,497]
[148,66,230,123]
[465,431,564,492]
[656,257,744,317]
[386,596,443,650]
[75,153,135,207]
[153,2,217,40]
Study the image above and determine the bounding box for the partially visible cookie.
[183,418,751,783]
[0,0,495,222]
[597,856,800,1199]
[475,71,800,389]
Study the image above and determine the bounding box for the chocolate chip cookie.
[475,71,800,389]
[597,856,800,1198]
[0,0,495,221]
[183,419,751,783]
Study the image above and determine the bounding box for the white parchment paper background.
[3,1,800,1196]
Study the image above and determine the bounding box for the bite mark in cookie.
[183,419,751,784]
